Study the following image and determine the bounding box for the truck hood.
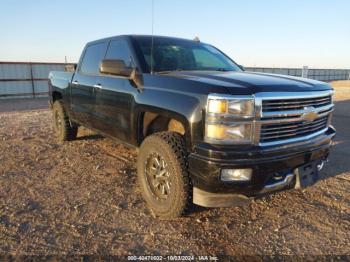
[163,71,331,94]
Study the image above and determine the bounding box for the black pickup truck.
[49,35,335,218]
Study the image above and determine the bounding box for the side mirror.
[100,59,133,77]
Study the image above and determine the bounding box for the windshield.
[133,37,242,73]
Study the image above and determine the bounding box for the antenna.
[150,0,155,74]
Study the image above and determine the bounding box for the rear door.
[70,42,107,126]
[91,38,136,142]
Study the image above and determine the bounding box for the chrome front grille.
[260,115,328,143]
[262,95,332,112]
[254,91,334,146]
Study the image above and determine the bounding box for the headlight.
[205,94,254,144]
[207,99,227,114]
[205,123,252,142]
[228,99,254,117]
[207,95,254,117]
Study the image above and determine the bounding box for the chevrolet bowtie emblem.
[301,106,318,122]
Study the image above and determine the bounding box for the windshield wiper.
[156,69,185,74]
[156,68,234,74]
[213,68,234,72]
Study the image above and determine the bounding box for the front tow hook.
[260,173,295,194]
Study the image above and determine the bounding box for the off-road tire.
[52,100,78,142]
[137,132,192,218]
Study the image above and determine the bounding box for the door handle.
[72,80,79,85]
[93,84,103,90]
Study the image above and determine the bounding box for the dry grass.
[330,80,350,88]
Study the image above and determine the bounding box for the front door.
[91,38,136,142]
[70,42,108,127]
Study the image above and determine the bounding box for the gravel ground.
[0,97,48,112]
[0,82,349,256]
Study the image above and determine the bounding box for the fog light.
[221,168,252,182]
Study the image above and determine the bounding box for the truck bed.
[49,71,74,91]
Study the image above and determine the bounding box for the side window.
[105,40,133,67]
[80,43,107,75]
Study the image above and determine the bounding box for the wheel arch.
[52,90,63,102]
[137,107,193,149]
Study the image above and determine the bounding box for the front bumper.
[189,126,336,206]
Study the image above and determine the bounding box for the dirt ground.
[0,97,48,113]
[0,81,349,257]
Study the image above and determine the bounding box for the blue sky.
[0,0,349,68]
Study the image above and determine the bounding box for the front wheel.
[137,132,191,218]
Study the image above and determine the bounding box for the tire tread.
[53,100,77,141]
[137,131,192,218]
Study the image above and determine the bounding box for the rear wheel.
[137,132,191,218]
[52,100,78,142]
